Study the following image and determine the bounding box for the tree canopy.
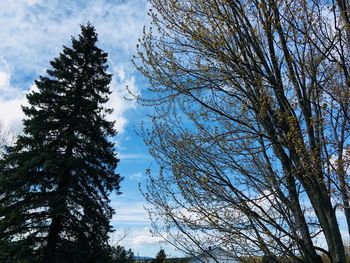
[134,1,350,262]
[0,24,121,262]
[153,248,167,263]
[110,245,135,263]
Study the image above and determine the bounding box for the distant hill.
[133,256,190,262]
[166,258,191,262]
[134,256,153,260]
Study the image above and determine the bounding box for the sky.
[0,0,181,258]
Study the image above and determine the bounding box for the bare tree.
[133,1,350,262]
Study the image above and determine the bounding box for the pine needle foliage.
[0,24,121,263]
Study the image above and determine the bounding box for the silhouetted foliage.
[0,24,120,262]
[153,249,167,263]
[111,245,135,263]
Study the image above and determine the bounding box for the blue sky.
[0,0,180,258]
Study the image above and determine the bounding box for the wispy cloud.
[127,172,143,181]
[118,153,153,160]
[111,200,149,224]
[0,0,149,133]
[128,227,163,246]
[112,226,181,258]
[109,199,163,249]
[111,226,163,247]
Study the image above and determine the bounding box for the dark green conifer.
[0,24,121,263]
[153,249,167,263]
[111,245,134,263]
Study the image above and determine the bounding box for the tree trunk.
[42,215,63,263]
[288,179,322,263]
[344,205,350,237]
[336,0,350,43]
[339,175,350,237]
[307,183,346,263]
[42,164,71,263]
[269,138,345,262]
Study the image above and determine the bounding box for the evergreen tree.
[110,245,134,263]
[0,24,121,263]
[153,249,167,263]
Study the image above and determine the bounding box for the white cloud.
[0,62,27,132]
[110,226,180,258]
[110,199,168,247]
[109,199,181,256]
[114,66,126,82]
[0,71,10,88]
[109,199,166,251]
[128,172,143,181]
[0,58,24,100]
[0,0,149,135]
[118,153,152,160]
[108,73,139,133]
[24,0,43,5]
[116,227,163,247]
[129,227,163,246]
[111,201,149,224]
[0,97,26,131]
